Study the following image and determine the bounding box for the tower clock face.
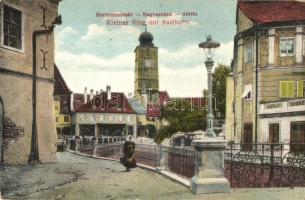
[144,59,152,68]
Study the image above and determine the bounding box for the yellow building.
[225,73,235,141]
[229,1,305,144]
[54,65,72,135]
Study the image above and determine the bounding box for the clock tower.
[134,29,159,102]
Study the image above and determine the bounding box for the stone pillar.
[75,124,80,136]
[157,145,165,171]
[75,138,81,153]
[133,125,137,138]
[268,28,275,65]
[296,27,303,64]
[181,138,185,148]
[94,124,98,137]
[190,138,230,194]
[93,139,98,157]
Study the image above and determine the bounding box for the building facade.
[54,65,72,135]
[227,1,305,146]
[72,87,138,139]
[0,0,62,164]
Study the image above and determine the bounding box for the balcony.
[259,98,305,115]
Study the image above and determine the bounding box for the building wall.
[225,76,234,141]
[237,10,253,32]
[232,9,305,143]
[74,113,137,126]
[54,100,71,133]
[0,0,60,164]
[259,115,305,143]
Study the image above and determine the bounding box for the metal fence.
[68,139,305,188]
[163,146,196,178]
[68,138,196,179]
[225,143,305,188]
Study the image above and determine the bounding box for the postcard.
[1,0,305,199]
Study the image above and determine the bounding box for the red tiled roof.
[170,97,205,108]
[74,92,136,114]
[239,1,305,24]
[159,91,170,106]
[147,103,161,118]
[146,91,169,117]
[146,92,205,118]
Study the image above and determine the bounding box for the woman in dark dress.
[120,141,137,171]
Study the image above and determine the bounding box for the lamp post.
[190,35,229,194]
[199,35,220,137]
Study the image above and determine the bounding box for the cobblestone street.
[1,152,305,200]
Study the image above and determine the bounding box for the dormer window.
[3,5,22,50]
[280,37,294,57]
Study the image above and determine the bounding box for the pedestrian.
[120,141,137,171]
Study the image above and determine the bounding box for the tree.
[212,64,231,118]
[154,100,207,144]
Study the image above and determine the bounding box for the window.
[279,81,294,98]
[56,117,58,122]
[244,42,254,63]
[290,122,305,152]
[280,37,294,57]
[241,84,252,100]
[64,116,69,123]
[3,5,22,50]
[243,123,253,151]
[297,80,304,98]
[269,123,279,143]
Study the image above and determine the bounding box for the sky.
[55,0,237,97]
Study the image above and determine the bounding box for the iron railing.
[68,139,305,188]
[225,143,305,188]
[163,146,196,178]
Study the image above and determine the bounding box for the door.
[269,123,280,143]
[290,122,305,152]
[0,98,3,164]
[243,123,253,150]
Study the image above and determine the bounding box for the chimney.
[100,89,103,94]
[106,85,111,100]
[84,87,88,103]
[90,89,94,100]
[96,91,99,95]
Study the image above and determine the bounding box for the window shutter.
[297,80,304,98]
[280,81,287,98]
[288,81,295,98]
[280,81,294,98]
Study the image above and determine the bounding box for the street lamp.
[191,35,229,195]
[199,35,220,138]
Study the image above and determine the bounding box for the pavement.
[0,152,305,200]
